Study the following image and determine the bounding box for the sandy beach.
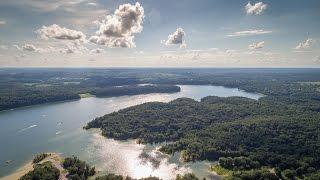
[1,161,34,180]
[2,153,65,180]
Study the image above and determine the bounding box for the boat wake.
[18,124,37,132]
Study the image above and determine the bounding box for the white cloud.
[58,41,89,54]
[295,38,314,50]
[58,43,83,54]
[22,44,39,52]
[13,44,22,51]
[163,28,186,48]
[2,0,94,12]
[245,2,267,15]
[228,29,272,37]
[87,2,97,6]
[89,2,144,48]
[159,48,277,63]
[18,43,54,53]
[248,41,265,50]
[2,1,107,27]
[180,43,187,49]
[36,24,86,42]
[15,41,88,54]
[90,48,104,54]
[0,20,6,25]
[60,46,75,54]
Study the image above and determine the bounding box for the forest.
[1,68,320,111]
[0,71,180,111]
[85,69,320,179]
[19,162,60,180]
[20,155,96,180]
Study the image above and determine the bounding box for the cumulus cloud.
[89,2,144,48]
[58,44,82,54]
[245,2,267,15]
[228,29,272,37]
[13,44,22,51]
[60,47,75,54]
[18,44,54,53]
[163,28,186,48]
[22,44,39,52]
[36,24,86,42]
[248,41,265,50]
[58,42,89,54]
[15,42,87,54]
[295,38,314,50]
[0,20,6,25]
[91,48,104,54]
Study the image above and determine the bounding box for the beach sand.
[1,161,34,180]
[2,153,65,180]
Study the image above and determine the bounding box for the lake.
[0,85,263,179]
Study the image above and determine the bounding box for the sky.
[0,0,319,67]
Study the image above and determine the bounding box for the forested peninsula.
[85,77,320,179]
[0,84,180,111]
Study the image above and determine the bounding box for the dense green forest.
[63,156,96,179]
[2,68,320,111]
[19,155,96,180]
[85,69,320,179]
[32,153,49,164]
[0,82,180,111]
[19,161,60,180]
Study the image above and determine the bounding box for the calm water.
[0,85,263,179]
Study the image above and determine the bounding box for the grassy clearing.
[211,165,233,177]
[79,93,94,98]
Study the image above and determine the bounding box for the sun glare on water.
[88,132,191,179]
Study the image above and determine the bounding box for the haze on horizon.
[0,0,319,68]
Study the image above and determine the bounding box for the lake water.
[0,85,263,179]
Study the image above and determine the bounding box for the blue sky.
[0,0,319,67]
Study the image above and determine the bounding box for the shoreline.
[1,161,34,180]
[1,153,63,180]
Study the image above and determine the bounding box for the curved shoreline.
[1,161,34,180]
[1,153,63,180]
